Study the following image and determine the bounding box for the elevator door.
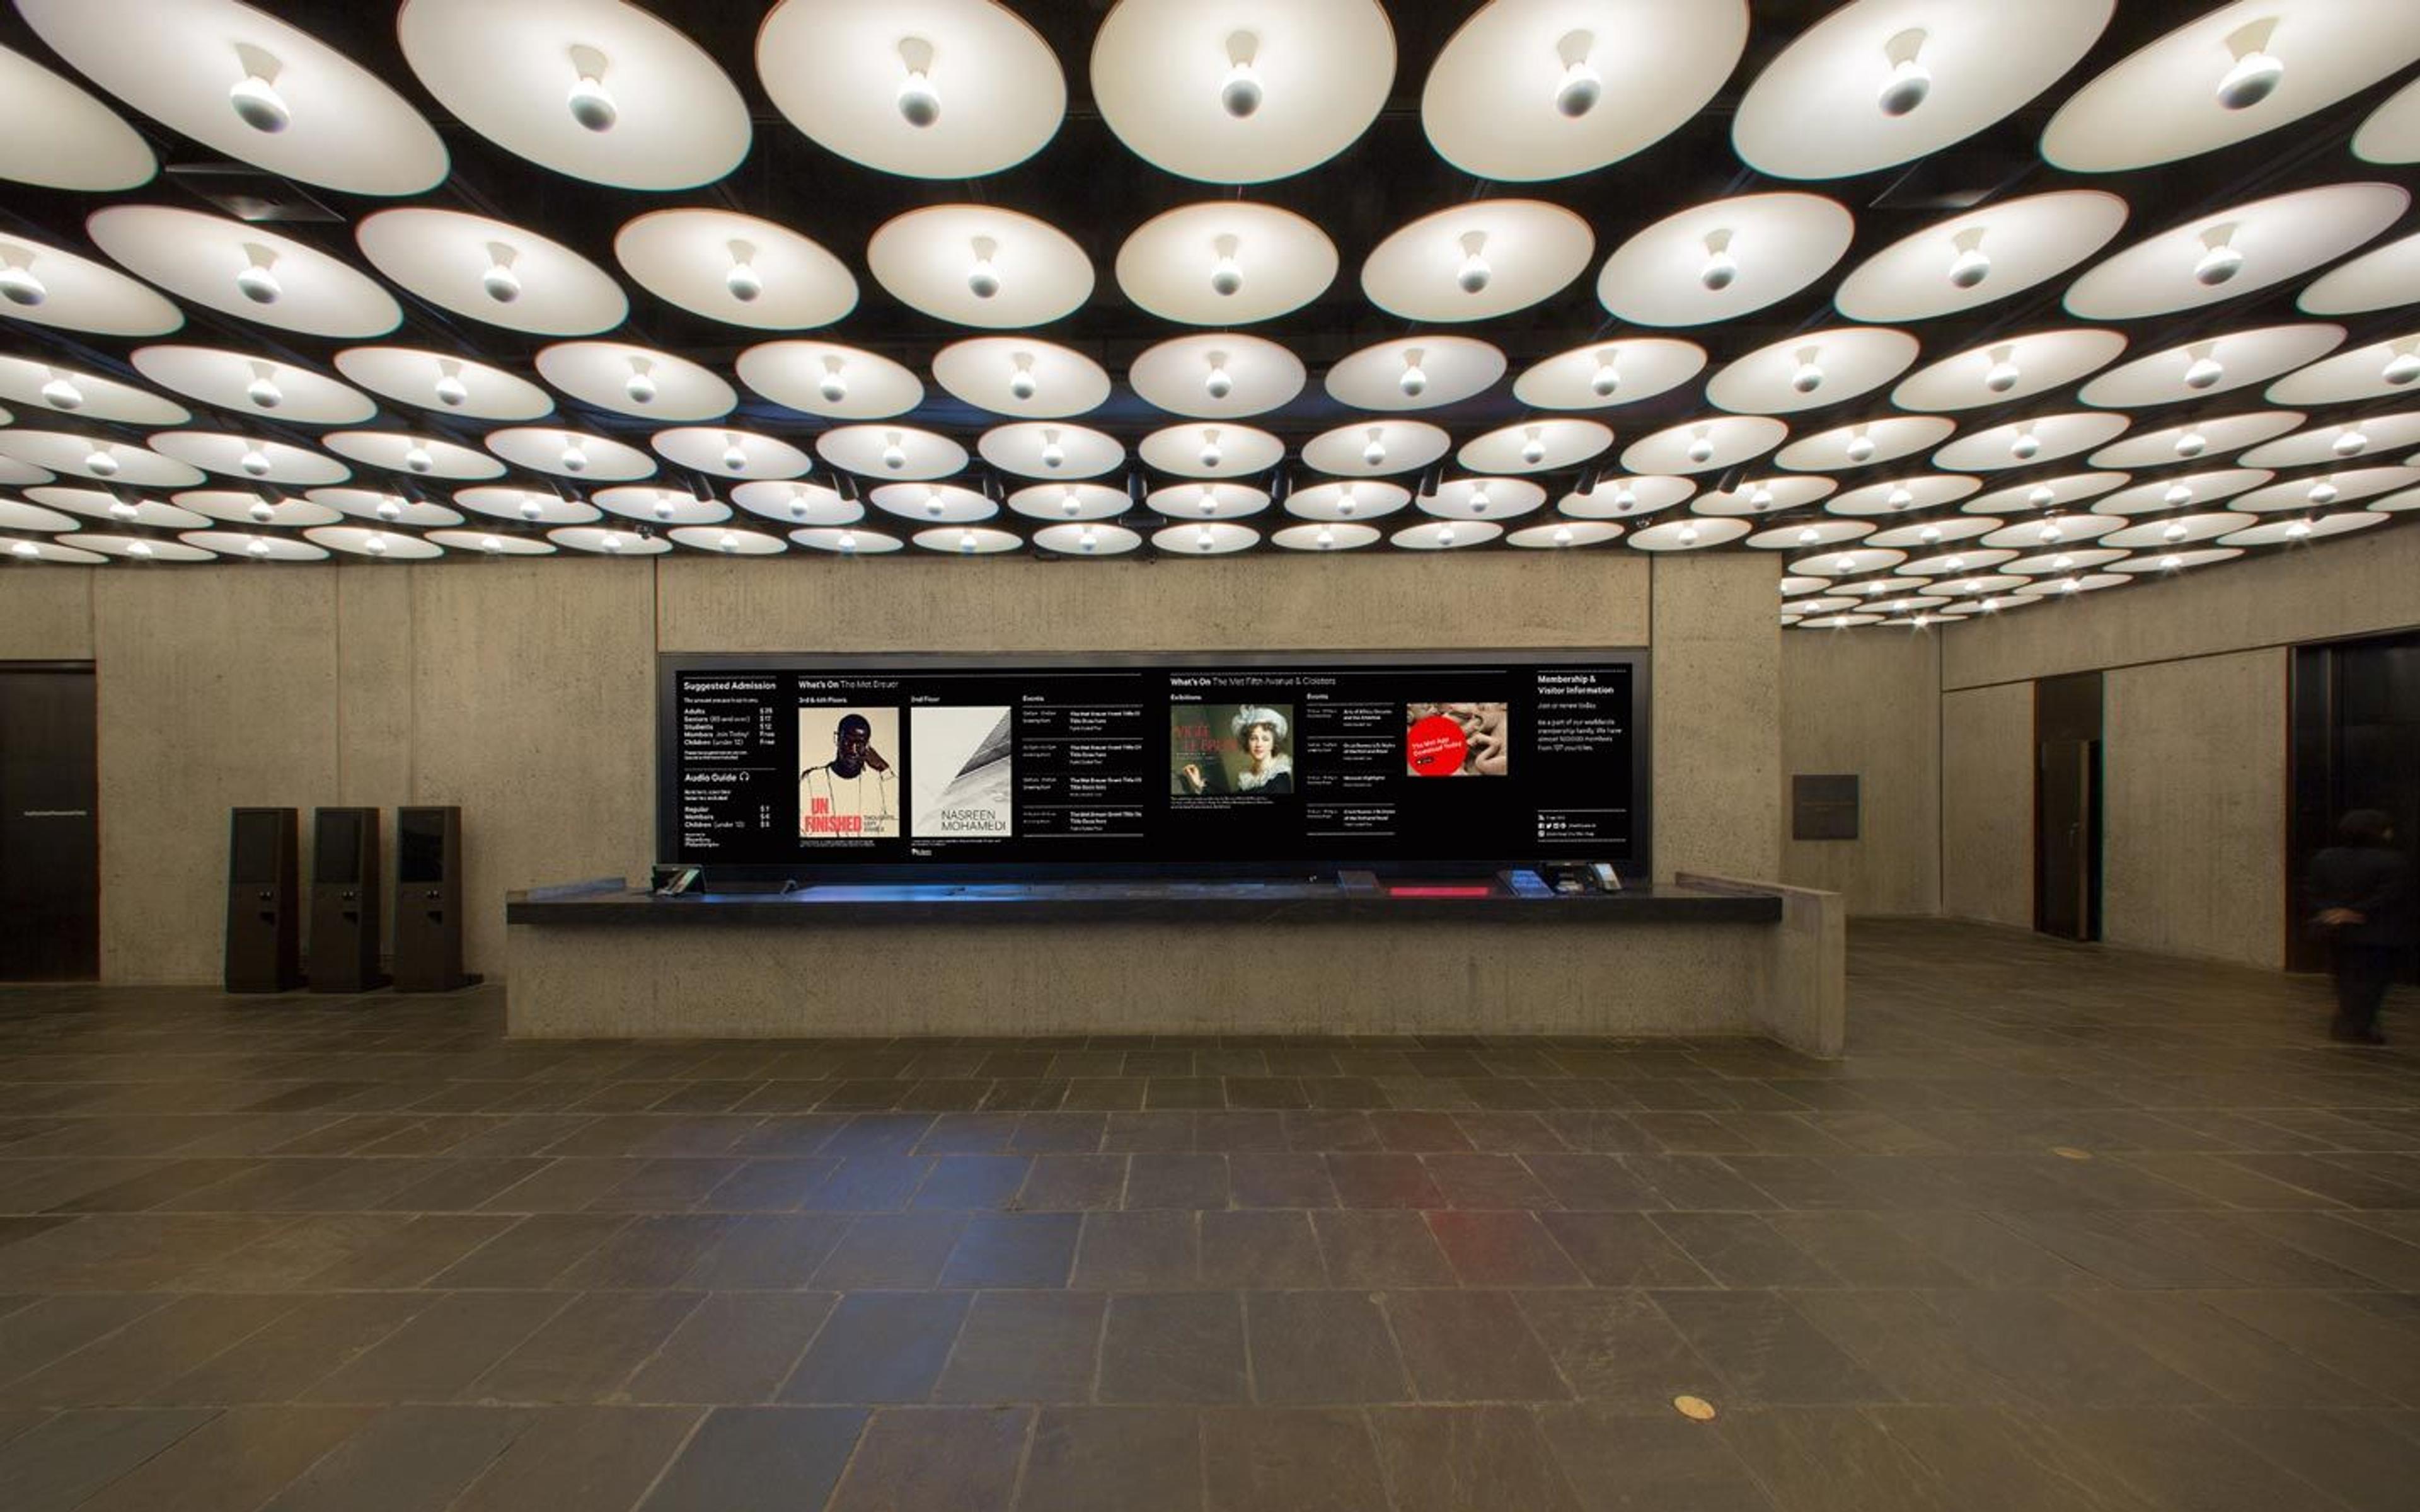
[2037,739,2102,941]
[0,665,100,980]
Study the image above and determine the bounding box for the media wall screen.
[658,651,1647,878]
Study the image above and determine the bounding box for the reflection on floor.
[0,918,2416,1511]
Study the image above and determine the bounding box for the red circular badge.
[1406,714,1467,777]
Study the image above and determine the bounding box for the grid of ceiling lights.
[4,1,2420,633]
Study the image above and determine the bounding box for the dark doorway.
[0,663,99,981]
[2035,672,2104,942]
[2291,631,2420,975]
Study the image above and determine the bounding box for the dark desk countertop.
[507,880,1783,927]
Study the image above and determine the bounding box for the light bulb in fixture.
[882,433,908,471]
[1220,31,1262,118]
[2215,20,2285,111]
[1676,523,1699,546]
[1436,524,1458,547]
[482,244,522,304]
[9,541,37,559]
[519,496,545,520]
[1059,488,1081,517]
[1790,350,1824,394]
[1845,428,1877,464]
[1362,429,1386,467]
[1009,355,1039,401]
[1520,428,1547,467]
[1700,230,1737,292]
[1199,429,1223,469]
[366,532,389,556]
[245,363,282,409]
[1337,485,1358,517]
[1887,485,1915,509]
[2182,352,2225,390]
[1554,30,1601,118]
[1316,525,1335,549]
[1080,525,1098,553]
[234,245,281,306]
[2383,346,2420,386]
[720,436,748,472]
[40,371,82,410]
[1610,485,1636,512]
[1399,349,1428,397]
[896,37,940,127]
[818,357,849,405]
[1918,525,1942,544]
[724,240,762,302]
[478,535,502,554]
[1590,352,1620,398]
[2164,483,2194,506]
[1984,346,2022,393]
[2058,576,2082,593]
[717,532,739,553]
[565,45,616,132]
[560,440,587,473]
[924,489,945,517]
[108,497,137,521]
[247,537,272,558]
[1945,557,1967,573]
[1797,526,1821,545]
[967,237,1000,300]
[2009,428,2041,462]
[1456,231,1491,295]
[2334,428,2369,457]
[1878,29,1931,116]
[248,498,276,524]
[1468,485,1491,515]
[601,532,624,554]
[2308,479,2339,504]
[2039,522,2063,543]
[2286,518,2313,538]
[0,249,45,308]
[228,45,289,133]
[1686,429,1715,465]
[837,529,858,553]
[1209,234,1243,297]
[1198,487,1221,517]
[1948,229,1991,290]
[127,540,152,559]
[404,444,433,474]
[2159,553,2182,570]
[1203,355,1233,401]
[2174,428,2208,457]
[1552,524,1574,547]
[376,497,403,522]
[2162,520,2189,542]
[787,489,811,520]
[434,362,469,408]
[652,496,676,520]
[2194,226,2245,287]
[1040,430,1066,470]
[625,358,657,406]
[1748,484,1774,510]
[239,447,272,478]
[1196,524,1215,551]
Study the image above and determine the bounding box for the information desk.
[505,873,1844,1055]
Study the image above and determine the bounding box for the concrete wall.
[1940,681,2033,929]
[1,548,1777,985]
[1778,630,1940,915]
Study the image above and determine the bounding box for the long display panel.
[658,651,1647,879]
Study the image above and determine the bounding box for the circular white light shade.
[0,42,155,191]
[614,209,855,332]
[1456,420,1613,475]
[1932,413,2131,472]
[0,537,107,566]
[427,529,556,556]
[2044,0,2420,173]
[1139,423,1285,480]
[2102,513,2257,549]
[1419,478,1547,522]
[332,348,555,421]
[149,432,349,487]
[1825,474,1983,516]
[1979,515,2124,549]
[2356,70,2420,162]
[594,486,732,527]
[1775,417,1956,472]
[0,500,81,533]
[87,207,400,340]
[1889,328,2129,413]
[1361,200,1593,323]
[485,427,656,481]
[2066,183,2408,320]
[1010,483,1130,523]
[309,488,464,529]
[1835,192,2129,323]
[1301,420,1451,478]
[737,341,924,421]
[1148,483,1274,521]
[1735,0,2113,179]
[1129,334,1306,420]
[1272,521,1382,552]
[734,481,861,527]
[2222,512,2388,546]
[793,526,902,554]
[18,0,446,195]
[2235,466,2420,512]
[2266,332,2420,405]
[915,525,1024,556]
[933,338,1110,419]
[1628,517,1749,551]
[0,357,187,426]
[71,534,218,563]
[0,232,182,338]
[978,423,1125,481]
[399,0,749,191]
[1623,416,1789,476]
[2108,547,2245,574]
[1748,518,1872,550]
[455,486,602,525]
[2242,415,2420,467]
[653,428,813,481]
[866,205,1093,329]
[534,342,736,422]
[1872,520,2003,551]
[1964,472,2129,515]
[551,525,671,556]
[1560,475,1697,520]
[1390,519,1503,551]
[1513,338,1706,412]
[356,209,629,337]
[1691,476,1840,518]
[817,424,969,481]
[1324,336,1506,413]
[32,487,210,529]
[1795,612,1887,629]
[2078,324,2345,408]
[321,432,503,482]
[1707,328,1920,416]
[1507,520,1623,550]
[305,525,442,561]
[876,483,1000,525]
[2010,570,2130,593]
[1792,546,1910,578]
[1597,193,1855,327]
[2095,469,2273,515]
[2299,231,2420,316]
[759,0,1064,179]
[1422,0,1748,181]
[127,346,371,425]
[2363,488,2420,513]
[1038,520,1146,557]
[1092,0,1395,184]
[1285,479,1413,522]
[1,432,204,488]
[2088,413,2300,467]
[1117,202,1339,326]
[180,530,330,562]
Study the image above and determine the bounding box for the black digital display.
[398,810,446,884]
[657,651,1648,879]
[313,811,361,885]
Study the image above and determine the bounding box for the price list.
[674,675,786,851]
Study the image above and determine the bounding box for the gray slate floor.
[1,918,2417,1510]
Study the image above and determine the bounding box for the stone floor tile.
[936,1212,1081,1289]
[1012,1406,1201,1512]
[780,1291,972,1404]
[68,1404,378,1512]
[1384,1291,1571,1402]
[1369,1406,1582,1512]
[824,1405,1032,1511]
[301,1292,573,1405]
[932,1291,1104,1403]
[623,1292,835,1404]
[1098,1293,1247,1404]
[637,1406,866,1512]
[1199,1211,1328,1288]
[1200,1407,1392,1512]
[1245,1292,1409,1404]
[446,1405,701,1512]
[1313,1210,1459,1288]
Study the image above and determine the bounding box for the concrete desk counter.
[505,873,1845,1055]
